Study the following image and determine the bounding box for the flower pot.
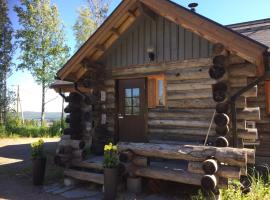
[104,167,118,200]
[32,157,46,185]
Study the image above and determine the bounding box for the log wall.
[103,54,261,145]
[247,80,270,157]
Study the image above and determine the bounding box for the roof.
[56,0,269,82]
[228,18,270,49]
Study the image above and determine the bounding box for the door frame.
[115,77,148,143]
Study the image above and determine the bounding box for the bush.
[1,114,65,138]
[193,174,270,200]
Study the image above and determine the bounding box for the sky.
[6,0,270,113]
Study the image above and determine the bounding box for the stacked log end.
[210,43,230,148]
[55,92,93,166]
[227,53,260,147]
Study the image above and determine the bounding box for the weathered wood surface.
[134,166,202,186]
[64,169,104,185]
[118,142,254,167]
[228,63,257,77]
[109,58,212,77]
[188,162,241,179]
[71,156,104,171]
[238,128,258,141]
[238,107,260,121]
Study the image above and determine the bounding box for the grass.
[192,175,270,200]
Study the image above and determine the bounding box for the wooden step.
[238,128,258,141]
[64,169,104,185]
[238,107,260,121]
[71,156,104,171]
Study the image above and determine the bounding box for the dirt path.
[0,138,65,200]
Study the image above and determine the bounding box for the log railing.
[118,142,254,192]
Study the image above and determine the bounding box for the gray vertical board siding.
[122,38,127,66]
[145,19,151,63]
[171,22,178,61]
[178,26,185,60]
[200,38,209,58]
[127,32,133,65]
[164,19,171,62]
[139,20,145,64]
[192,34,200,58]
[157,15,164,62]
[101,15,212,68]
[184,29,193,59]
[133,29,139,65]
[151,19,157,60]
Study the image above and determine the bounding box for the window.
[148,75,166,108]
[124,88,140,115]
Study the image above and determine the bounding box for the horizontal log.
[110,58,212,77]
[148,109,215,119]
[228,55,246,65]
[238,128,258,140]
[71,160,103,171]
[167,98,216,109]
[228,63,257,77]
[59,139,85,149]
[188,162,240,179]
[148,127,215,137]
[231,86,257,98]
[167,79,215,91]
[148,119,216,128]
[238,107,260,121]
[131,166,228,189]
[229,77,247,87]
[64,169,104,185]
[167,89,212,100]
[118,142,254,167]
[134,166,202,186]
[166,66,210,81]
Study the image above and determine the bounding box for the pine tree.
[0,0,13,125]
[14,0,70,125]
[73,0,110,49]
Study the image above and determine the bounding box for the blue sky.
[6,0,270,112]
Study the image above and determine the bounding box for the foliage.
[14,0,70,124]
[193,174,270,200]
[0,114,64,138]
[0,0,14,124]
[31,139,45,159]
[73,0,110,49]
[103,142,119,168]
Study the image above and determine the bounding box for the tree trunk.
[41,80,46,126]
[3,69,7,125]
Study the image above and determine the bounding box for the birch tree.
[73,0,111,49]
[14,0,70,125]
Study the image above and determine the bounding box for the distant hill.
[21,111,64,120]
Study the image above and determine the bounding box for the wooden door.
[117,78,147,142]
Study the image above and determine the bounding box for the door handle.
[118,114,124,119]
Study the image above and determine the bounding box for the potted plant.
[31,139,46,185]
[103,142,119,200]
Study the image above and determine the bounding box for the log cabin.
[50,0,270,193]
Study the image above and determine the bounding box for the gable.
[101,15,213,68]
[56,0,268,82]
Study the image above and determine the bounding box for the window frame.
[147,74,166,108]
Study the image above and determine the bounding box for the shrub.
[31,139,45,159]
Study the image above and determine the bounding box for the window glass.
[158,79,164,106]
[124,88,140,115]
